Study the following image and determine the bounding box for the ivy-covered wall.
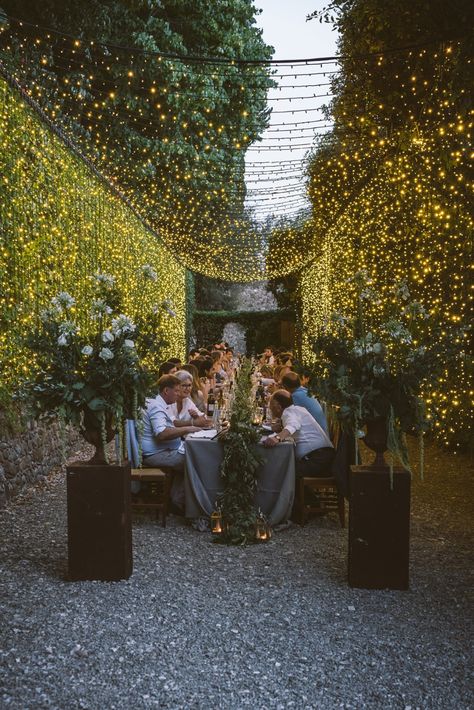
[193,309,295,355]
[0,76,187,393]
[298,139,472,452]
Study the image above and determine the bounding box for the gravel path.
[0,440,473,710]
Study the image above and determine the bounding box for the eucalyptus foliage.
[218,359,263,545]
[312,271,465,466]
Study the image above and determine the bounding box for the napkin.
[187,429,218,439]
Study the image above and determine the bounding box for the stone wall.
[0,419,81,508]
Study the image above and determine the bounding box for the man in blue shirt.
[141,374,204,509]
[281,371,329,435]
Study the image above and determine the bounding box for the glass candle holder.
[210,509,223,534]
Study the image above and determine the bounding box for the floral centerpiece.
[24,270,156,464]
[312,271,463,473]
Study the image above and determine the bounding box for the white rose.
[124,339,135,348]
[81,345,93,356]
[102,330,114,343]
[99,347,114,361]
[373,343,384,354]
[57,334,68,346]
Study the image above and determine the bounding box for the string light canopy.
[2,14,447,280]
[0,14,332,280]
[0,7,471,448]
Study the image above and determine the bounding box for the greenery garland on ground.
[218,359,263,545]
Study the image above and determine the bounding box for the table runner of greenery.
[217,360,265,545]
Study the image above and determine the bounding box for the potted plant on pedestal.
[24,271,154,581]
[312,271,463,589]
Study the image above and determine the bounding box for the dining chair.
[120,420,175,527]
[295,424,351,527]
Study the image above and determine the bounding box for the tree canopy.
[0,0,276,277]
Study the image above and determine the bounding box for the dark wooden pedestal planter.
[66,461,132,582]
[348,465,411,590]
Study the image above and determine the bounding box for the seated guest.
[297,366,311,389]
[277,352,293,367]
[273,363,292,386]
[263,390,334,478]
[259,364,275,387]
[168,371,209,427]
[158,360,178,377]
[221,347,234,372]
[196,357,214,402]
[141,375,205,509]
[211,350,228,383]
[260,346,275,366]
[281,372,329,434]
[182,363,206,411]
[188,349,199,361]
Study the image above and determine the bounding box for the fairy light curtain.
[0,76,187,386]
[0,14,340,280]
[0,10,471,446]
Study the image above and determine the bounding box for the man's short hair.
[158,361,177,377]
[272,389,293,410]
[158,374,180,392]
[281,372,301,391]
[210,350,222,362]
[264,345,273,352]
[168,357,181,365]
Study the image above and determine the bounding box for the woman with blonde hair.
[168,370,209,427]
[182,362,206,411]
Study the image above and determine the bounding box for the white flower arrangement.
[92,271,116,288]
[51,291,75,310]
[81,345,93,356]
[99,347,114,361]
[57,334,68,346]
[402,301,429,319]
[101,330,115,343]
[392,280,411,301]
[40,304,62,322]
[59,320,77,333]
[111,314,136,335]
[162,299,176,318]
[139,264,158,282]
[383,319,413,343]
[91,299,113,318]
[124,339,135,349]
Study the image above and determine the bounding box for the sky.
[244,0,340,221]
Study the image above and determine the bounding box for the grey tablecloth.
[184,438,295,525]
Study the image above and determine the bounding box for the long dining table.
[184,434,295,525]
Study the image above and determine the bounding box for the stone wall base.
[0,419,82,508]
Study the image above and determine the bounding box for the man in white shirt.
[263,390,335,477]
[141,374,204,508]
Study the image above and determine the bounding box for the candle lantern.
[210,508,223,534]
[255,512,271,542]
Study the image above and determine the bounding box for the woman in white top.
[168,371,209,428]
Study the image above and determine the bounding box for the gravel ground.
[0,440,473,710]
